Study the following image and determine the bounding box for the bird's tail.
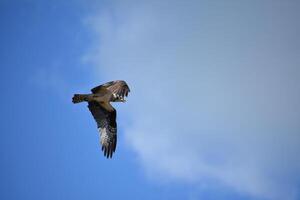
[72,94,89,103]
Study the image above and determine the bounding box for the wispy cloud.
[84,0,300,199]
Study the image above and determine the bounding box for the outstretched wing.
[88,101,117,158]
[91,80,130,101]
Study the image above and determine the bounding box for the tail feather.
[72,94,89,103]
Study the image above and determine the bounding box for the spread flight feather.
[72,80,130,158]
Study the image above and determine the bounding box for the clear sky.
[1,1,299,200]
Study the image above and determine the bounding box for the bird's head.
[111,94,127,102]
[119,97,126,102]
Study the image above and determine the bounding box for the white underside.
[98,127,108,145]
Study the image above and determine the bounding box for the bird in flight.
[72,80,130,158]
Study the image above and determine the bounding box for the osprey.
[72,80,130,158]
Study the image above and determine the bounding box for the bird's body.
[72,80,130,158]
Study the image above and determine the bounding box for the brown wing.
[91,80,130,100]
[88,101,117,158]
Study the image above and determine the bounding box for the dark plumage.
[72,80,130,158]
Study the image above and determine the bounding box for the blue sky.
[1,1,299,200]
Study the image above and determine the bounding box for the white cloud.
[84,0,300,199]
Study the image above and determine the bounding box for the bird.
[72,80,130,158]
